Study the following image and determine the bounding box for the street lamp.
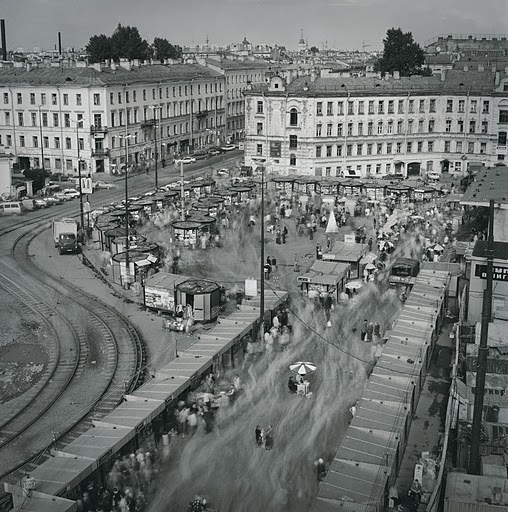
[37,106,45,173]
[148,105,162,190]
[74,117,85,238]
[119,133,134,288]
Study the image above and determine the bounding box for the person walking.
[271,256,277,273]
[255,425,262,446]
[282,225,288,244]
[374,322,381,338]
[361,319,368,341]
[265,425,274,450]
[316,458,327,483]
[275,227,281,245]
[367,322,374,342]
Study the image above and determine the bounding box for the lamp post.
[149,105,161,190]
[38,106,45,172]
[120,133,133,288]
[75,117,85,238]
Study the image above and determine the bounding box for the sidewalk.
[394,318,454,510]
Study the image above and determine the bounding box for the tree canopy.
[23,168,49,193]
[375,28,426,76]
[85,25,182,64]
[309,46,319,54]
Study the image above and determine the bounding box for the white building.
[243,69,508,178]
[0,60,226,177]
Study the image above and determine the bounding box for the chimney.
[119,58,131,70]
[110,61,117,71]
[384,72,389,80]
[26,62,32,72]
[495,71,500,86]
[58,32,62,56]
[463,65,468,72]
[0,19,7,61]
[132,58,140,67]
[478,64,484,72]
[441,69,447,81]
[92,62,101,72]
[393,70,400,80]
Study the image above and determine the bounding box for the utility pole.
[180,160,185,221]
[76,118,85,239]
[122,134,131,289]
[469,199,495,474]
[154,109,158,189]
[260,162,265,341]
[38,106,45,172]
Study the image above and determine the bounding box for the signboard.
[475,264,508,281]
[145,287,175,312]
[344,234,356,243]
[81,177,93,194]
[269,141,281,158]
[245,278,258,298]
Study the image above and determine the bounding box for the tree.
[110,24,150,61]
[86,34,112,64]
[152,37,182,62]
[375,28,425,76]
[309,46,319,54]
[23,168,49,194]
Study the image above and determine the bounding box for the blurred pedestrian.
[367,322,374,342]
[265,425,274,450]
[316,458,327,483]
[361,319,368,341]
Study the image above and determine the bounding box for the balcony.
[196,110,208,118]
[90,125,108,134]
[92,149,110,158]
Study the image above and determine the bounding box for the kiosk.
[176,279,221,322]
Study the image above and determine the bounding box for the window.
[468,142,474,153]
[290,154,297,166]
[408,119,413,133]
[366,164,372,175]
[256,143,263,155]
[76,94,82,106]
[385,163,391,174]
[327,102,333,115]
[79,138,84,150]
[367,122,373,135]
[357,143,363,156]
[133,90,137,102]
[458,120,464,133]
[500,110,508,123]
[377,101,384,114]
[358,101,364,115]
[53,113,59,127]
[470,100,477,113]
[387,120,393,134]
[5,111,11,125]
[337,101,344,115]
[257,101,263,114]
[326,145,332,157]
[482,121,488,134]
[289,135,298,149]
[347,145,353,156]
[377,143,383,154]
[504,83,508,92]
[32,136,38,147]
[398,100,404,114]
[446,99,453,112]
[63,93,68,106]
[41,93,46,105]
[337,123,343,136]
[316,146,322,157]
[33,157,40,167]
[397,120,403,134]
[498,132,507,145]
[469,120,476,133]
[126,91,130,103]
[348,101,354,115]
[6,135,11,146]
[417,141,423,153]
[337,145,342,156]
[418,119,424,133]
[456,141,463,153]
[17,92,22,105]
[376,163,381,174]
[153,89,156,100]
[93,93,100,106]
[388,100,394,114]
[257,122,263,135]
[55,158,62,170]
[316,102,323,116]
[316,124,322,137]
[289,108,298,126]
[428,119,435,132]
[445,119,452,132]
[481,142,487,154]
[358,122,363,135]
[368,101,374,114]
[3,92,8,104]
[325,167,331,177]
[408,100,414,113]
[429,99,436,112]
[18,112,24,126]
[482,101,489,114]
[377,121,383,134]
[54,137,60,149]
[444,141,451,152]
[396,142,402,153]
[347,123,353,136]
[65,137,72,149]
[43,136,49,148]
[110,92,114,105]
[52,93,57,105]
[19,135,25,147]
[458,99,465,113]
[30,93,35,105]
[419,99,425,113]
[386,143,392,154]
[428,141,434,152]
[64,113,70,128]
[327,124,333,136]
[66,159,73,171]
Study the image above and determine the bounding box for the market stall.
[171,220,202,247]
[323,240,368,279]
[176,279,221,322]
[297,260,351,302]
[143,271,191,314]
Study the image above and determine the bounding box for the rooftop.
[205,57,270,71]
[0,63,222,87]
[472,240,508,260]
[461,166,508,206]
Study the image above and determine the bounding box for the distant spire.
[299,29,305,45]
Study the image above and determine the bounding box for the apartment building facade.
[243,69,508,178]
[0,61,225,176]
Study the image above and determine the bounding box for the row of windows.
[1,111,86,128]
[3,91,86,107]
[26,157,78,172]
[1,133,84,150]
[226,73,263,85]
[110,82,223,106]
[313,140,485,157]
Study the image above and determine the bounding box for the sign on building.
[81,177,93,194]
[475,264,508,281]
[269,141,281,158]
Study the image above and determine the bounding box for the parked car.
[48,195,66,204]
[217,168,230,176]
[207,148,221,156]
[427,172,440,181]
[34,199,47,209]
[62,188,81,199]
[175,156,196,164]
[93,180,116,190]
[221,145,236,152]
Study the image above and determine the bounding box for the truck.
[52,218,79,254]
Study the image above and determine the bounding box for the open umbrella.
[360,252,377,265]
[434,244,444,252]
[290,362,317,375]
[345,280,363,291]
[365,262,377,270]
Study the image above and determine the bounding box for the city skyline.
[3,0,508,53]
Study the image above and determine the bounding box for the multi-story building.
[0,60,225,176]
[244,69,508,178]
[201,57,269,143]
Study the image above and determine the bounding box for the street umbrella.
[365,262,377,270]
[434,244,444,252]
[290,362,317,376]
[345,280,363,291]
[325,210,339,234]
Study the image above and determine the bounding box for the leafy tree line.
[86,24,182,64]
[375,28,431,77]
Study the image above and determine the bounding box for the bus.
[0,201,24,215]
[389,258,420,286]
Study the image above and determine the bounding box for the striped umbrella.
[289,362,317,375]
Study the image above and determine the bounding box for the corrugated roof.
[461,166,508,206]
[0,63,222,87]
[471,240,508,260]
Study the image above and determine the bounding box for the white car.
[221,145,236,152]
[93,180,116,190]
[175,157,196,164]
[217,168,230,176]
[427,172,440,181]
[62,188,81,199]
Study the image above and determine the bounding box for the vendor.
[288,376,297,394]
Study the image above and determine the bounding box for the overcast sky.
[3,0,508,52]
